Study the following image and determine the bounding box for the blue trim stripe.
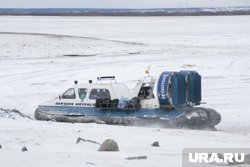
[38,105,185,119]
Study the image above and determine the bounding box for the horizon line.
[0,6,250,9]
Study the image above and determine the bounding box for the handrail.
[97,76,115,80]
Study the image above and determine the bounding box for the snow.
[0,16,250,167]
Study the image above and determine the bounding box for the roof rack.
[97,76,115,80]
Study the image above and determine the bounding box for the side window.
[99,89,111,99]
[78,88,88,100]
[89,89,111,100]
[62,88,76,99]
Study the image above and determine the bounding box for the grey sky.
[0,0,250,8]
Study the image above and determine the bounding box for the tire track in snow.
[0,31,145,46]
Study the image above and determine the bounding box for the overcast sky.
[0,0,250,8]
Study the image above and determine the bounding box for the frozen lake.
[0,16,250,167]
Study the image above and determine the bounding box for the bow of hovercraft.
[35,71,221,129]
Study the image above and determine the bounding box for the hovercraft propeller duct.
[157,70,201,107]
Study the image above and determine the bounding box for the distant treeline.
[0,8,250,16]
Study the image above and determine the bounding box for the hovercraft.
[35,70,221,129]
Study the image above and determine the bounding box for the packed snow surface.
[0,16,250,167]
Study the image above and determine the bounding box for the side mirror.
[59,95,62,100]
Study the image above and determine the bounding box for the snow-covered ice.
[0,16,250,167]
